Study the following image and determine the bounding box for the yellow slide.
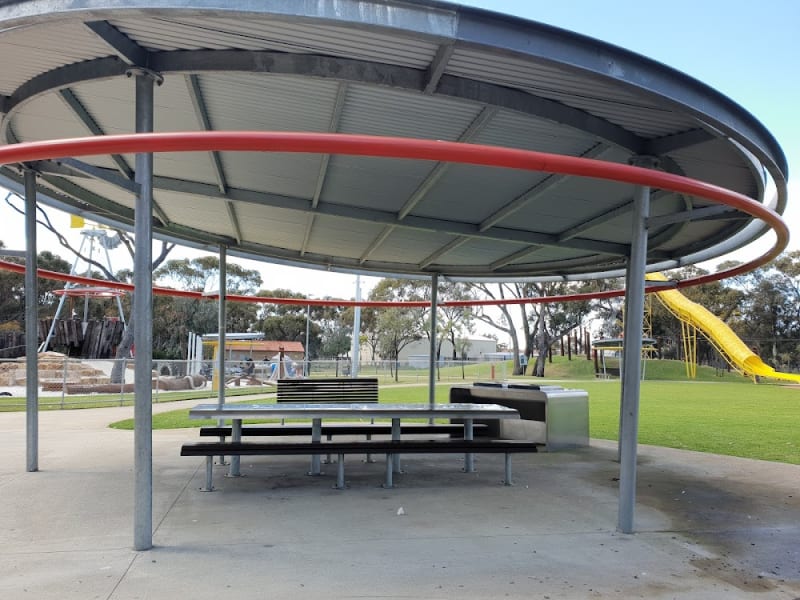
[645,273,800,383]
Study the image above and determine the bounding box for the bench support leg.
[365,433,375,463]
[215,418,228,465]
[503,453,513,486]
[228,419,242,478]
[382,453,394,488]
[308,418,323,476]
[391,419,402,473]
[334,454,346,489]
[200,455,215,492]
[463,419,475,473]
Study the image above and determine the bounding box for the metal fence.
[0,356,510,410]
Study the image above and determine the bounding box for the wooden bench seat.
[182,438,540,490]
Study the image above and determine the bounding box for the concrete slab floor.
[0,403,798,599]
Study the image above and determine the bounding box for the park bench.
[181,438,541,490]
[276,377,379,403]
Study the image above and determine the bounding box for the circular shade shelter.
[0,0,788,280]
[0,0,789,551]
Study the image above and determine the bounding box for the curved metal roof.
[0,0,789,280]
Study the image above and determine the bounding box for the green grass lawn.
[0,385,277,412]
[6,354,798,464]
[110,373,800,465]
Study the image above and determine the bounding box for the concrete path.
[0,402,798,599]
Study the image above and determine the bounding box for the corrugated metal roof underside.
[0,2,783,279]
[112,15,439,68]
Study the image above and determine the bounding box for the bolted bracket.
[125,67,164,86]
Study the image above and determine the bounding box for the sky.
[0,0,798,306]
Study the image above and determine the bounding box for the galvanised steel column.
[351,275,361,378]
[304,304,310,377]
[428,273,439,412]
[133,69,158,551]
[219,245,239,477]
[217,244,226,409]
[24,169,38,472]
[617,157,656,534]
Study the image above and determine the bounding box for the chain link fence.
[0,356,509,410]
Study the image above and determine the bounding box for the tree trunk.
[110,306,134,384]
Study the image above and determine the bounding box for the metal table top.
[188,402,521,420]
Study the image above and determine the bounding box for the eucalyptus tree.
[368,278,425,380]
[719,252,800,369]
[150,257,262,359]
[467,282,528,374]
[255,289,322,358]
[524,281,594,377]
[468,281,594,376]
[0,243,71,326]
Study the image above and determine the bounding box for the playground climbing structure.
[646,273,800,383]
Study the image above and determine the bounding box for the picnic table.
[186,402,524,487]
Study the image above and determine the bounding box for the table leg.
[383,453,394,488]
[464,418,475,473]
[309,418,322,475]
[216,417,228,466]
[200,456,215,492]
[334,454,346,489]
[391,418,402,473]
[228,419,242,477]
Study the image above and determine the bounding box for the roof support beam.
[489,245,544,271]
[4,51,646,157]
[398,105,497,221]
[185,74,242,243]
[558,199,634,243]
[643,128,716,155]
[85,21,150,67]
[37,154,171,228]
[45,158,137,192]
[558,189,679,243]
[436,75,644,152]
[301,82,348,256]
[418,237,469,270]
[35,160,628,256]
[423,43,454,94]
[185,75,228,194]
[362,105,498,263]
[479,143,610,232]
[58,89,135,180]
[647,205,740,228]
[359,227,393,264]
[38,173,137,224]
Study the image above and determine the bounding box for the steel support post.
[351,275,361,378]
[24,169,38,472]
[133,71,156,552]
[217,244,227,408]
[217,244,230,468]
[428,273,439,419]
[617,158,655,534]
